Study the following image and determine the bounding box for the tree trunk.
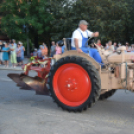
[27,38,30,58]
[34,32,38,48]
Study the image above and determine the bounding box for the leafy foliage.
[51,0,131,44]
[0,0,134,46]
[0,0,53,47]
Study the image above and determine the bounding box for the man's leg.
[89,48,102,64]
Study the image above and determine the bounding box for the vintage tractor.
[8,38,134,112]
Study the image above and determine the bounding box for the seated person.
[71,20,102,64]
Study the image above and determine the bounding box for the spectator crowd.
[0,39,25,68]
[32,41,64,60]
[93,39,134,52]
[1,38,134,68]
[32,39,134,61]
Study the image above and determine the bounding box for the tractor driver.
[71,20,102,64]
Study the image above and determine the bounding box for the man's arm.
[74,38,82,52]
[88,30,99,38]
[92,32,99,37]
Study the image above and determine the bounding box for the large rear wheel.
[48,56,101,112]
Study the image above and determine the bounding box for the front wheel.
[48,56,101,112]
[99,89,116,100]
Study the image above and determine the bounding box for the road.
[0,70,134,134]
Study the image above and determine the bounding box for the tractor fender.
[54,50,100,70]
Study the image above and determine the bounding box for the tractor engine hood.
[107,52,134,63]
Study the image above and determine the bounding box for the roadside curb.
[0,67,23,71]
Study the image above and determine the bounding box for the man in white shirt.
[71,20,102,63]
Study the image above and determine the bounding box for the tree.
[51,0,131,44]
[0,0,53,48]
[0,0,133,46]
[126,0,134,44]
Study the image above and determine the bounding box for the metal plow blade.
[7,73,50,95]
[22,76,49,95]
[7,73,32,90]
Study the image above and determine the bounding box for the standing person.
[105,43,109,50]
[16,44,21,66]
[71,20,101,63]
[0,41,4,65]
[42,45,48,59]
[50,41,56,57]
[2,43,10,67]
[12,39,17,48]
[37,45,43,59]
[10,41,17,68]
[19,42,25,65]
[107,40,114,52]
[126,42,131,51]
[55,42,62,55]
[118,43,121,48]
[42,42,47,49]
[96,39,101,46]
[131,44,134,52]
[113,42,118,51]
[33,48,38,56]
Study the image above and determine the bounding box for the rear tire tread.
[48,56,101,112]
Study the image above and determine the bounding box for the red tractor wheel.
[48,56,101,112]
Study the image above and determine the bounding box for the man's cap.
[79,20,88,26]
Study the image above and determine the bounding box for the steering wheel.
[88,37,95,46]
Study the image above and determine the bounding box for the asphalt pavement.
[0,70,134,134]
